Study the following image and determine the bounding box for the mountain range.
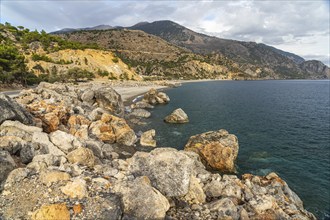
[51,20,329,79]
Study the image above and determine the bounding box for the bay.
[136,80,330,219]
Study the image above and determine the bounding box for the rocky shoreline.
[0,81,316,219]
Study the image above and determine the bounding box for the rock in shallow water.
[130,108,151,118]
[143,88,170,105]
[164,108,189,124]
[185,129,239,173]
[140,129,157,147]
[131,101,154,109]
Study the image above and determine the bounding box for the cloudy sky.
[1,0,329,65]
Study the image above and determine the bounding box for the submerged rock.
[164,108,189,123]
[130,108,151,118]
[185,129,239,173]
[131,101,154,109]
[140,129,156,147]
[0,94,34,125]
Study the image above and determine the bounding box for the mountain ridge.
[51,24,114,34]
[49,21,308,63]
[51,20,330,79]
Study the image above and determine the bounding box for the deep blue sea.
[135,80,330,219]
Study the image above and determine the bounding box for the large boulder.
[184,129,239,173]
[128,148,198,197]
[0,120,42,142]
[66,147,95,168]
[32,131,65,156]
[80,89,95,105]
[115,176,170,220]
[0,120,65,160]
[164,108,189,124]
[67,115,91,139]
[143,88,170,105]
[0,94,34,125]
[90,113,136,146]
[49,130,83,153]
[94,87,125,117]
[26,100,70,133]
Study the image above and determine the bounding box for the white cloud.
[1,0,329,65]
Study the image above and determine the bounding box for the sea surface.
[135,80,330,219]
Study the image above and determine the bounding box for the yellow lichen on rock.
[32,203,70,220]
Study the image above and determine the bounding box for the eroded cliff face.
[26,48,142,81]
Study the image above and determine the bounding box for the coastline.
[0,80,320,219]
[113,85,168,104]
[113,79,224,105]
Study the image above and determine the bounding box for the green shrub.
[97,69,109,77]
[31,54,53,62]
[112,57,119,63]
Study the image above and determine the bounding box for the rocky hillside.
[26,47,140,81]
[58,29,243,80]
[129,20,329,79]
[0,82,316,219]
[0,23,140,87]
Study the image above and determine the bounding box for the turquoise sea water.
[135,80,330,219]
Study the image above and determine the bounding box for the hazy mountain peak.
[131,21,150,27]
[50,24,113,34]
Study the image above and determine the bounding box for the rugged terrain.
[52,20,330,79]
[129,20,330,79]
[0,81,317,219]
[59,29,242,80]
[0,23,140,89]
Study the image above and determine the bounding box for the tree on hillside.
[0,44,30,84]
[67,67,95,82]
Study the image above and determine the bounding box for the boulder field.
[0,82,315,220]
